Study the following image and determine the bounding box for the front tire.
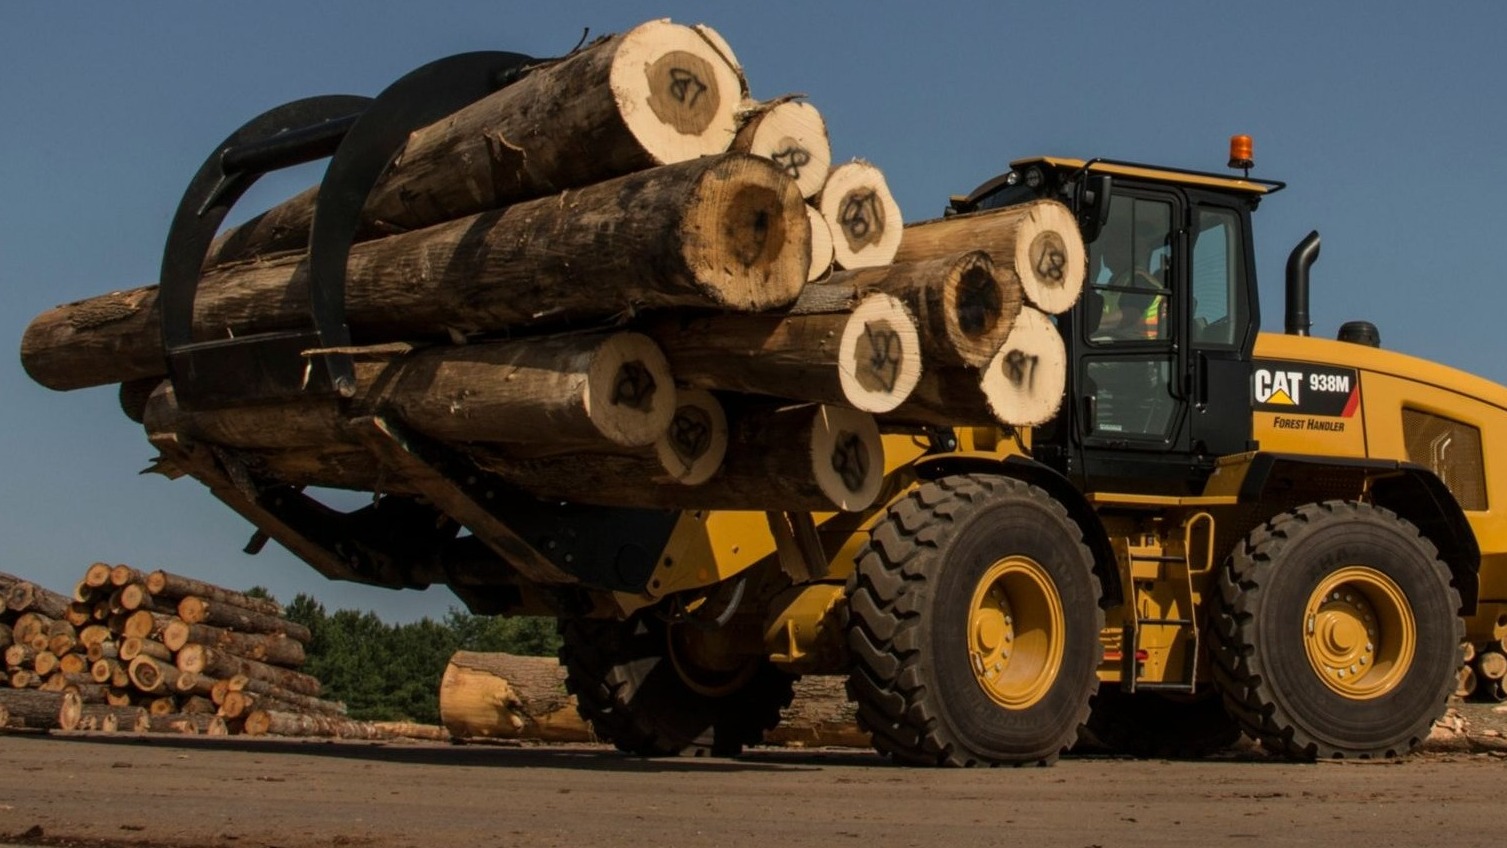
[845,475,1104,766]
[1210,501,1462,759]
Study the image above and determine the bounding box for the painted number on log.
[611,361,659,411]
[838,189,884,252]
[855,320,903,394]
[1002,349,1039,391]
[830,430,870,493]
[769,138,812,180]
[647,52,720,135]
[668,405,713,465]
[1029,232,1068,288]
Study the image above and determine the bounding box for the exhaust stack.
[1285,230,1320,336]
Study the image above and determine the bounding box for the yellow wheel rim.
[1302,566,1416,699]
[966,556,1065,709]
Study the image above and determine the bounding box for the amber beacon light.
[1228,134,1255,173]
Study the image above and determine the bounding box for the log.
[106,688,132,707]
[477,387,730,500]
[1477,650,1507,681]
[83,562,114,589]
[172,670,220,699]
[109,564,147,588]
[440,650,587,741]
[884,307,1067,428]
[209,19,747,268]
[64,602,93,627]
[57,653,88,676]
[85,640,117,664]
[243,709,390,740]
[6,643,36,668]
[120,636,173,663]
[120,610,173,640]
[0,570,20,595]
[33,650,59,677]
[12,613,49,645]
[894,199,1086,315]
[370,721,450,742]
[145,713,224,735]
[175,598,312,643]
[650,292,921,413]
[161,620,306,667]
[5,581,71,619]
[59,699,148,733]
[91,657,123,685]
[806,204,834,282]
[78,624,113,650]
[733,98,831,200]
[818,160,903,270]
[8,670,38,689]
[128,655,182,694]
[111,583,155,612]
[181,695,216,716]
[147,696,179,716]
[766,675,868,749]
[0,689,66,730]
[24,152,808,393]
[227,674,346,716]
[176,644,321,697]
[0,621,9,652]
[145,570,282,617]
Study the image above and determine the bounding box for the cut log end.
[820,161,903,270]
[837,294,922,414]
[809,405,884,512]
[684,155,810,310]
[735,100,832,200]
[583,333,678,448]
[979,307,1068,427]
[940,253,1023,367]
[613,20,744,163]
[655,388,728,486]
[1014,200,1086,314]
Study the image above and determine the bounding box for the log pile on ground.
[0,566,441,740]
[19,17,1087,523]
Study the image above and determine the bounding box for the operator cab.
[954,150,1284,494]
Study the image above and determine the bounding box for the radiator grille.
[1402,409,1487,510]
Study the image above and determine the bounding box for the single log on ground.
[806,204,834,282]
[650,292,921,413]
[176,644,321,697]
[439,650,588,742]
[733,98,831,199]
[0,689,66,730]
[145,570,282,616]
[476,387,729,501]
[883,307,1066,428]
[176,598,312,643]
[371,721,450,742]
[161,620,306,667]
[818,160,903,270]
[243,709,389,740]
[5,582,71,619]
[205,19,747,267]
[894,199,1085,314]
[24,152,807,392]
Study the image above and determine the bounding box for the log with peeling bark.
[819,160,904,270]
[895,199,1086,315]
[23,153,808,393]
[176,644,321,697]
[173,598,312,643]
[243,709,389,739]
[145,571,282,617]
[884,307,1067,428]
[650,292,921,413]
[476,387,730,500]
[161,620,305,667]
[0,689,66,730]
[439,650,588,742]
[5,581,71,619]
[205,19,748,268]
[733,98,831,200]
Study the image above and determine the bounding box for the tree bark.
[818,160,903,270]
[5,582,71,619]
[243,709,390,739]
[120,610,172,640]
[119,636,173,663]
[226,674,346,716]
[176,644,321,697]
[60,700,148,733]
[128,655,182,694]
[175,598,312,643]
[23,153,807,393]
[0,689,66,730]
[161,620,305,667]
[145,713,225,735]
[144,570,281,616]
[894,199,1086,315]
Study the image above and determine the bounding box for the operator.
[1092,235,1166,341]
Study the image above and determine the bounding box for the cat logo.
[1254,369,1303,406]
[1252,361,1360,417]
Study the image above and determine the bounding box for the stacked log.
[19,16,1086,534]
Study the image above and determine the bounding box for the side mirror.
[1076,174,1113,243]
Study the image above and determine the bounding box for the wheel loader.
[31,39,1496,762]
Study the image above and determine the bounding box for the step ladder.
[1121,512,1216,693]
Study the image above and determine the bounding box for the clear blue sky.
[3,1,1503,621]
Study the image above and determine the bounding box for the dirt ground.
[1,703,1504,848]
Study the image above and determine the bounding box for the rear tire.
[1209,501,1462,759]
[845,474,1103,766]
[560,613,795,757]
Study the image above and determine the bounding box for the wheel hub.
[967,555,1064,709]
[1303,566,1416,699]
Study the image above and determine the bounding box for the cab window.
[1190,206,1245,347]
